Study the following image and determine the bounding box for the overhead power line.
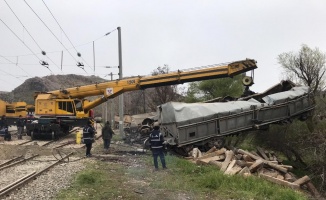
[41,0,92,71]
[0,18,39,60]
[4,0,60,72]
[23,0,85,73]
[0,28,118,58]
[0,18,55,73]
[0,55,32,77]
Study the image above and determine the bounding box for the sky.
[1,0,326,93]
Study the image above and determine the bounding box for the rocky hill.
[0,74,106,104]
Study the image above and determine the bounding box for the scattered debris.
[190,146,321,198]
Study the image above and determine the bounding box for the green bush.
[76,170,102,185]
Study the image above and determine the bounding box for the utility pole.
[105,72,114,123]
[110,72,114,127]
[117,27,124,138]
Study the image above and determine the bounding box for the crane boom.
[41,59,256,111]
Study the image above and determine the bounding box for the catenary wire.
[0,29,118,58]
[41,0,92,71]
[0,18,52,73]
[23,0,85,73]
[0,55,32,76]
[4,0,61,71]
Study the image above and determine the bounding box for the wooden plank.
[279,165,293,171]
[234,154,243,160]
[265,162,288,174]
[220,150,234,172]
[224,160,236,174]
[238,166,251,176]
[225,163,242,175]
[259,174,300,190]
[265,150,273,161]
[192,148,202,159]
[276,174,284,180]
[270,151,278,161]
[196,155,226,164]
[306,181,322,198]
[205,146,217,154]
[293,175,310,186]
[208,160,223,169]
[236,160,252,168]
[237,149,288,173]
[256,147,269,160]
[199,148,226,159]
[259,169,279,178]
[243,155,254,162]
[284,173,295,182]
[249,159,264,172]
[238,149,261,160]
[250,151,262,158]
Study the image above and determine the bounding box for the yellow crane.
[26,59,257,139]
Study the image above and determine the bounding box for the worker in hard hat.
[148,121,167,171]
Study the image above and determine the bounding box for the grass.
[56,152,308,200]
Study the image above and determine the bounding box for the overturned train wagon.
[158,86,314,151]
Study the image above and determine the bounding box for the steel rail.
[0,152,73,198]
[0,156,23,168]
[0,155,39,171]
[17,140,33,145]
[53,140,75,149]
[0,171,36,194]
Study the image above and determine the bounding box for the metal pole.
[110,72,114,127]
[93,41,95,73]
[143,90,146,113]
[117,27,124,138]
[105,98,108,122]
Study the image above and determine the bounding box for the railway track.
[0,153,73,198]
[0,126,104,199]
[1,127,81,147]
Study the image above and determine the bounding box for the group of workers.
[83,120,167,171]
[1,114,167,171]
[0,115,25,141]
[82,120,114,157]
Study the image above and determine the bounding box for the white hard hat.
[153,122,160,127]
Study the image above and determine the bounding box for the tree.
[275,45,326,192]
[278,44,326,94]
[185,74,245,102]
[145,65,183,111]
[184,82,201,103]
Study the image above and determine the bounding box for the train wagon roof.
[159,86,310,124]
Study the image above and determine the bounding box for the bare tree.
[278,44,326,94]
[146,65,183,111]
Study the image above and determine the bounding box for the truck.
[24,59,257,139]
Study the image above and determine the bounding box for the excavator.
[24,59,257,139]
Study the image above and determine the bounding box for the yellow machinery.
[26,59,257,139]
[0,99,35,125]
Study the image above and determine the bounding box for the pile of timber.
[190,146,321,198]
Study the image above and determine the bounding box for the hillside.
[0,74,106,104]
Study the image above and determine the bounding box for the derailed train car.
[157,81,315,154]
